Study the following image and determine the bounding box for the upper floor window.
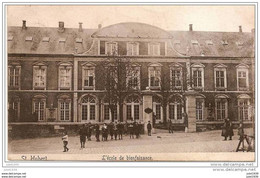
[126,64,140,90]
[33,62,47,90]
[82,62,95,90]
[236,64,249,91]
[105,42,118,55]
[170,63,182,90]
[214,64,227,90]
[148,43,160,56]
[191,63,205,89]
[8,64,21,89]
[148,63,162,89]
[127,42,139,56]
[59,63,72,90]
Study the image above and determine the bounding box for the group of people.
[78,121,144,149]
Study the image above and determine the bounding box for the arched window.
[58,95,71,121]
[238,94,251,121]
[153,96,163,122]
[215,94,229,120]
[81,95,96,121]
[168,96,183,120]
[126,95,141,121]
[102,97,118,122]
[32,94,46,121]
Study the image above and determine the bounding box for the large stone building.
[8,21,255,132]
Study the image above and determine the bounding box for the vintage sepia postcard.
[5,4,255,162]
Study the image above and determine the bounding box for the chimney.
[79,22,83,32]
[22,20,26,29]
[58,21,65,32]
[189,24,193,31]
[98,24,102,29]
[239,25,242,32]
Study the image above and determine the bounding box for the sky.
[7,5,255,32]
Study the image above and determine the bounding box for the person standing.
[79,125,87,148]
[102,123,108,141]
[95,124,100,142]
[87,122,92,141]
[129,122,134,139]
[147,121,152,136]
[118,121,123,140]
[168,120,173,134]
[62,131,69,152]
[133,120,137,139]
[109,121,114,140]
[222,118,234,141]
[114,122,118,140]
[124,121,128,136]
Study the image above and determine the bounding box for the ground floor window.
[126,95,141,121]
[33,99,46,121]
[104,104,118,121]
[168,97,183,120]
[238,98,250,121]
[153,96,162,121]
[81,95,96,121]
[196,99,203,120]
[8,97,20,121]
[59,101,71,121]
[215,99,228,120]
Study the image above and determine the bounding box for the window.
[33,63,47,90]
[33,95,46,121]
[238,94,251,121]
[127,42,139,56]
[170,63,182,90]
[59,63,72,90]
[236,64,249,91]
[8,97,20,121]
[148,43,160,56]
[191,63,205,89]
[196,99,204,120]
[214,64,227,90]
[82,63,95,90]
[168,97,183,120]
[8,65,21,89]
[126,65,140,90]
[58,95,71,121]
[103,102,118,121]
[215,95,228,120]
[148,64,162,89]
[153,96,162,121]
[126,95,141,121]
[105,42,118,55]
[81,95,96,121]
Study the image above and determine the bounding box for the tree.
[98,50,139,122]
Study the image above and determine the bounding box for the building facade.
[8,21,255,132]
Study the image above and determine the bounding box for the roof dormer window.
[76,38,83,43]
[221,40,228,45]
[8,36,13,41]
[25,36,33,41]
[59,38,66,43]
[42,37,50,42]
[205,40,213,45]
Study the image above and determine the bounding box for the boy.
[62,131,69,152]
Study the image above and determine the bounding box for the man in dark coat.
[79,125,87,148]
[147,121,152,136]
[95,124,100,142]
[87,122,92,141]
[133,120,138,138]
[128,122,134,139]
[222,118,234,141]
[109,121,114,140]
[114,122,118,140]
[168,120,173,134]
[102,123,108,141]
[118,121,123,140]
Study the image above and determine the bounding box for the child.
[62,131,69,152]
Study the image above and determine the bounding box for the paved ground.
[8,129,254,154]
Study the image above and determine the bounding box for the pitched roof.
[7,23,254,58]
